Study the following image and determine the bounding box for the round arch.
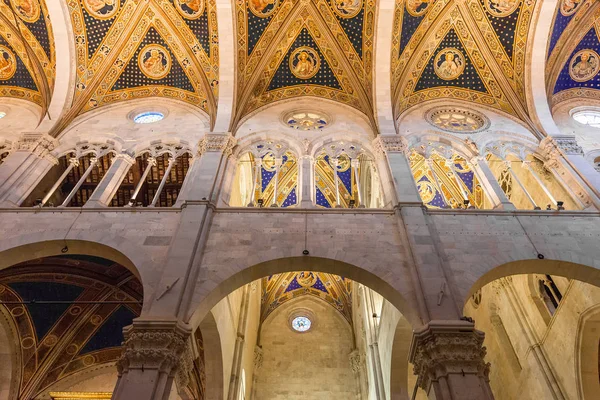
[576,304,600,400]
[0,306,21,400]
[187,256,422,330]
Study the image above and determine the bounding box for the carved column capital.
[409,321,490,392]
[349,349,362,373]
[253,346,264,371]
[116,319,192,377]
[13,133,58,158]
[372,135,409,159]
[198,134,236,157]
[540,136,584,159]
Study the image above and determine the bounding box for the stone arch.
[0,304,21,400]
[198,312,224,400]
[576,304,600,400]
[389,311,413,400]
[188,256,422,331]
[0,237,156,308]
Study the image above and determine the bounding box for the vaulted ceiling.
[0,1,593,137]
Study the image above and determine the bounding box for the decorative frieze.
[198,134,236,156]
[372,135,409,158]
[540,136,584,159]
[13,134,58,159]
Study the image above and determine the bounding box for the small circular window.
[572,109,600,129]
[0,112,6,119]
[291,316,312,332]
[133,111,164,124]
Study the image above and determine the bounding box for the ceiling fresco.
[232,0,376,130]
[52,0,219,133]
[0,255,142,399]
[548,1,600,109]
[0,0,55,112]
[391,0,537,126]
[261,271,353,324]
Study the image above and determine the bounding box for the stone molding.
[175,340,195,390]
[540,136,584,159]
[198,134,236,156]
[253,346,264,371]
[372,136,409,158]
[409,321,490,391]
[116,320,192,376]
[349,349,362,373]
[12,133,58,159]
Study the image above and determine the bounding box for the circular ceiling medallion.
[417,180,436,203]
[296,271,317,287]
[284,111,329,130]
[249,0,279,18]
[426,107,490,133]
[434,48,465,81]
[291,316,312,332]
[174,0,205,19]
[406,0,431,17]
[484,0,519,17]
[569,50,600,82]
[138,44,171,80]
[560,0,583,17]
[83,0,119,20]
[10,0,40,23]
[332,0,362,19]
[0,46,17,81]
[289,46,320,79]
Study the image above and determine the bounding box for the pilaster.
[112,319,192,400]
[409,321,494,400]
[372,135,420,204]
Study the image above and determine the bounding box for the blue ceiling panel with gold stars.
[553,27,600,94]
[267,28,342,91]
[414,29,487,93]
[0,255,142,399]
[0,34,39,91]
[548,7,576,59]
[169,0,214,57]
[234,0,375,130]
[477,0,521,61]
[261,271,353,324]
[397,4,426,58]
[79,0,128,59]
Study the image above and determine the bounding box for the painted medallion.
[10,0,40,23]
[332,0,362,19]
[329,154,351,172]
[406,0,431,17]
[569,50,600,82]
[289,46,320,79]
[417,180,436,203]
[484,0,519,17]
[296,271,318,287]
[249,0,279,18]
[560,0,583,17]
[174,0,205,19]
[83,0,119,20]
[434,48,465,81]
[0,46,17,81]
[138,45,171,80]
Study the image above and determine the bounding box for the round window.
[572,110,600,129]
[0,112,6,119]
[291,316,312,332]
[133,111,164,124]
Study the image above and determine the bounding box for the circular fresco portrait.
[249,0,279,18]
[560,0,583,17]
[329,154,351,172]
[434,48,465,81]
[569,50,600,82]
[138,45,171,80]
[83,0,119,20]
[10,0,40,23]
[484,0,519,17]
[289,46,320,80]
[174,0,205,19]
[296,271,317,287]
[332,0,362,19]
[417,180,436,203]
[0,46,17,81]
[406,0,431,17]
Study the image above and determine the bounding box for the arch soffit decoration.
[231,0,377,132]
[391,0,541,134]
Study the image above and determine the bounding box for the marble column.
[409,321,494,400]
[470,156,516,210]
[298,155,314,208]
[112,319,192,400]
[85,154,135,208]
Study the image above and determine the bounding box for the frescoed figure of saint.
[10,0,40,22]
[289,47,320,79]
[561,0,582,16]
[0,46,16,81]
[174,0,205,19]
[138,45,171,80]
[249,0,278,17]
[569,50,600,82]
[333,0,362,18]
[406,0,431,16]
[485,0,519,16]
[84,0,118,19]
[434,48,465,80]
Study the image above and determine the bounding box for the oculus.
[10,0,40,23]
[285,111,329,130]
[0,46,17,81]
[426,107,490,133]
[291,316,312,332]
[138,45,171,80]
[249,0,279,18]
[571,109,600,129]
[133,111,164,124]
[332,0,362,19]
[406,0,431,17]
[484,0,519,17]
[0,112,6,119]
[83,0,119,20]
[289,47,320,80]
[174,0,205,19]
[434,48,465,81]
[569,50,600,83]
[560,0,583,17]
